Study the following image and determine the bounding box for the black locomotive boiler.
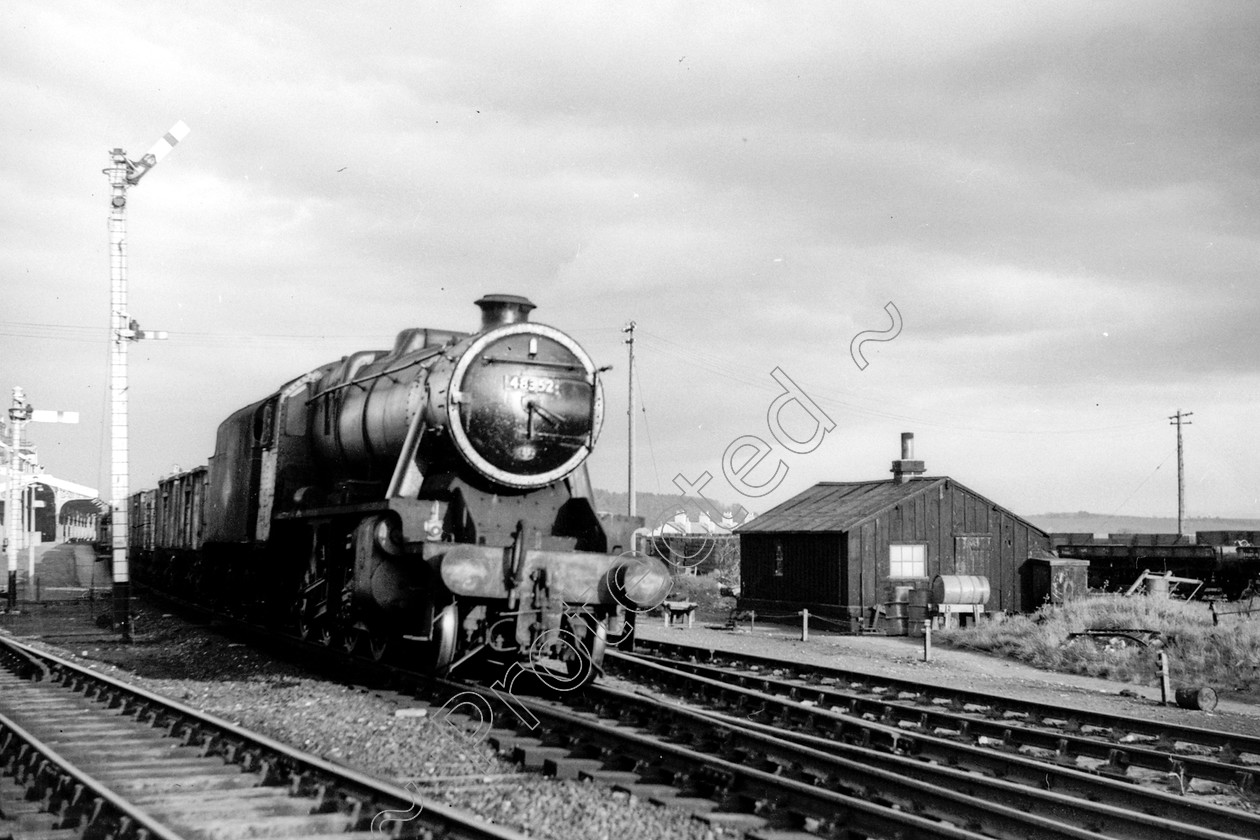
[130,295,669,682]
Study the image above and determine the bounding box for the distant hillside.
[594,490,752,527]
[1029,512,1260,536]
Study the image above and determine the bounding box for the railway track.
[12,592,1001,839]
[622,638,1260,790]
[385,679,995,839]
[0,634,527,840]
[382,659,1260,840]
[593,644,1260,839]
[65,589,1260,839]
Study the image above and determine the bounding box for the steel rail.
[621,648,1260,790]
[605,649,1260,839]
[422,677,998,840]
[670,695,1248,840]
[0,633,48,680]
[0,634,530,840]
[0,708,188,840]
[632,637,1260,762]
[590,682,1249,840]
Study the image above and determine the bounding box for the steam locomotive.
[128,295,669,683]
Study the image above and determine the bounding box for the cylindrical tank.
[931,574,990,606]
[1175,686,1218,711]
[1146,575,1169,599]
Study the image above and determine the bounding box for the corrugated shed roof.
[736,476,1049,538]
[736,477,947,533]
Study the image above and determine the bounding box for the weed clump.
[937,594,1260,693]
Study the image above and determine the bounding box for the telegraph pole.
[1169,410,1193,538]
[104,122,186,641]
[623,321,636,520]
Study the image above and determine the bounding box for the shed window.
[773,541,784,577]
[889,543,926,578]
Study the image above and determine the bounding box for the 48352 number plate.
[504,374,557,395]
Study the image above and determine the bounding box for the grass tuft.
[937,594,1260,693]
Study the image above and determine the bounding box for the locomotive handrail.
[306,347,445,403]
[480,355,585,372]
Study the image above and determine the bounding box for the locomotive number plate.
[504,374,558,395]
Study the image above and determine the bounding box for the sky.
[2,1,1258,526]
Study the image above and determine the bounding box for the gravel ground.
[0,599,734,840]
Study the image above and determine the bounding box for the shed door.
[954,535,991,580]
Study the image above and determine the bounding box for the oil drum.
[931,574,990,606]
[883,601,908,636]
[1175,687,1217,711]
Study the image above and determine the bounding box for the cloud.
[3,1,1259,517]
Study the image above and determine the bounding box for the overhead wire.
[0,320,404,348]
[0,320,631,350]
[635,375,664,495]
[1096,453,1173,532]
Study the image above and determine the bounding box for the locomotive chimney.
[891,432,926,484]
[476,294,537,330]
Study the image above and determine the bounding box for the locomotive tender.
[129,295,668,681]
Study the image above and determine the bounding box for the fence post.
[749,610,756,631]
[800,608,809,642]
[1158,651,1172,705]
[923,619,932,662]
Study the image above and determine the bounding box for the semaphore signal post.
[103,121,188,641]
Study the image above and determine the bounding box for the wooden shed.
[735,434,1052,621]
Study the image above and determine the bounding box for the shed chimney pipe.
[891,431,925,484]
